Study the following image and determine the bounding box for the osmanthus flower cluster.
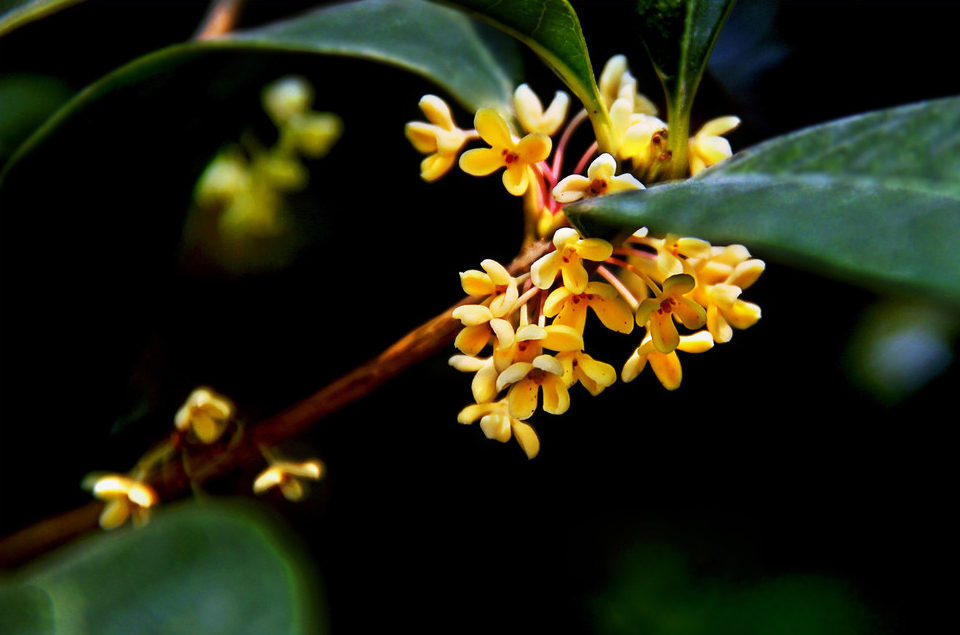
[406,55,764,458]
[84,386,326,529]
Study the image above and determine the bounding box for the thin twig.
[0,239,551,569]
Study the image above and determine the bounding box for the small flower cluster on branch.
[84,386,325,529]
[406,55,762,458]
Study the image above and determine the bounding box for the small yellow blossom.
[83,473,158,530]
[635,273,707,353]
[458,258,519,317]
[458,399,540,459]
[496,353,570,420]
[598,54,658,115]
[449,353,501,404]
[553,153,644,203]
[174,386,234,444]
[253,453,324,502]
[689,116,740,175]
[459,107,552,196]
[405,94,474,181]
[622,331,715,390]
[514,83,570,136]
[543,281,635,335]
[531,227,614,294]
[557,350,617,396]
[688,244,764,342]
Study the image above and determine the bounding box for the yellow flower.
[458,399,540,459]
[622,331,715,390]
[253,453,324,502]
[83,473,158,530]
[174,386,234,444]
[405,94,474,181]
[494,323,583,419]
[557,350,617,396]
[459,107,552,196]
[496,353,570,420]
[552,153,644,203]
[689,116,740,175]
[635,273,707,353]
[458,258,519,318]
[513,83,570,136]
[543,281,635,335]
[688,244,764,342]
[598,54,658,115]
[531,227,613,294]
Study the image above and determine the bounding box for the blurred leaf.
[0,0,84,37]
[632,0,736,175]
[0,583,55,635]
[592,542,869,635]
[436,0,616,152]
[4,502,324,635]
[566,96,960,307]
[0,73,73,165]
[223,0,521,112]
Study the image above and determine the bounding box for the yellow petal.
[530,252,561,289]
[540,377,570,415]
[452,304,494,326]
[502,163,532,196]
[649,351,682,390]
[497,361,534,392]
[576,238,614,262]
[512,420,540,459]
[473,107,514,148]
[460,269,496,296]
[621,349,648,383]
[455,324,492,356]
[507,379,539,420]
[540,325,584,352]
[459,147,504,176]
[479,413,512,443]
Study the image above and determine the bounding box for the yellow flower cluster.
[405,55,761,458]
[85,385,325,529]
[195,75,342,238]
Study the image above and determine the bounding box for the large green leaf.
[0,0,84,37]
[2,0,519,176]
[435,0,615,152]
[221,0,520,112]
[633,0,737,177]
[1,502,324,635]
[565,95,960,307]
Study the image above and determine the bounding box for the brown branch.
[0,239,551,569]
[193,0,246,40]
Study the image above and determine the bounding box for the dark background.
[2,1,958,633]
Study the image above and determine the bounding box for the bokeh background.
[2,1,958,633]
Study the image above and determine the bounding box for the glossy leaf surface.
[438,0,615,151]
[2,503,323,635]
[566,95,960,306]
[633,0,736,175]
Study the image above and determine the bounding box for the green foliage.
[0,0,84,36]
[567,96,960,307]
[0,502,324,635]
[437,0,615,151]
[592,542,870,635]
[632,0,737,174]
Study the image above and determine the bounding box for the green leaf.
[565,96,960,307]
[435,0,615,152]
[0,0,85,37]
[1,0,520,178]
[222,0,521,112]
[632,0,737,177]
[4,502,324,635]
[0,583,55,635]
